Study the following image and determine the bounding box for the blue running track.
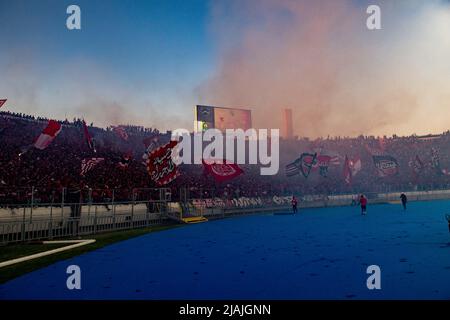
[1,200,450,299]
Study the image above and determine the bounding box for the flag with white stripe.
[34,120,62,150]
[81,158,104,176]
[285,157,301,177]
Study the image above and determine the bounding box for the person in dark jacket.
[400,193,408,211]
[291,196,298,214]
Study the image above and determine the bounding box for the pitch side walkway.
[1,200,450,299]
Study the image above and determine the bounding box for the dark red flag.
[146,140,179,185]
[34,120,62,150]
[0,99,7,108]
[82,120,95,152]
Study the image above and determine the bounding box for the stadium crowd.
[2,110,450,207]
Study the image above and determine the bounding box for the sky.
[1,0,450,138]
[0,0,214,130]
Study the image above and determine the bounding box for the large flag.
[315,155,340,167]
[146,140,179,185]
[82,120,95,152]
[34,120,62,150]
[286,154,337,178]
[285,153,317,178]
[113,126,129,141]
[81,158,104,176]
[202,159,244,182]
[0,99,7,108]
[372,155,399,177]
[314,155,340,177]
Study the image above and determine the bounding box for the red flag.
[81,158,104,176]
[0,99,7,108]
[313,155,340,170]
[202,159,244,182]
[34,120,62,150]
[146,140,179,186]
[373,155,399,177]
[82,120,95,152]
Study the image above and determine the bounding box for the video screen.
[195,105,252,132]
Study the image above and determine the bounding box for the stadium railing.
[2,187,450,244]
[0,187,173,244]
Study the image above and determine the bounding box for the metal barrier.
[2,187,450,245]
[0,206,172,245]
[184,189,450,219]
[0,187,172,245]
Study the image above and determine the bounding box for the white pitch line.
[0,239,96,268]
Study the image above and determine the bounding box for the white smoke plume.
[200,0,450,138]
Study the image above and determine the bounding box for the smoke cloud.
[200,0,450,138]
[2,0,450,138]
[0,54,192,131]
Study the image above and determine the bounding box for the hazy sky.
[1,0,450,138]
[0,0,214,130]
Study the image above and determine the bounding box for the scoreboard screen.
[195,105,252,132]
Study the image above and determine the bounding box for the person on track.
[291,195,298,214]
[400,193,408,211]
[360,194,367,215]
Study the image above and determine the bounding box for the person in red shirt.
[360,194,367,215]
[291,195,298,214]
